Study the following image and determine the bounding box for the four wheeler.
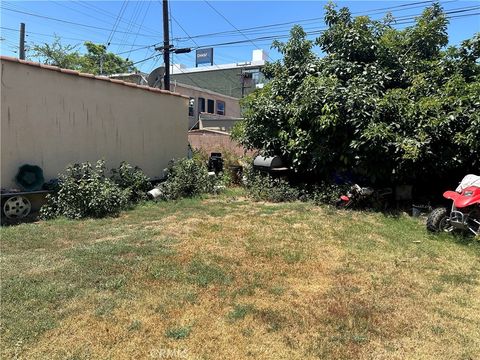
[427,174,480,236]
[337,184,393,210]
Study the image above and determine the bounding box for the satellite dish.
[147,66,165,88]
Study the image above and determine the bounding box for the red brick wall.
[188,130,254,157]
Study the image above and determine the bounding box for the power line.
[114,1,143,54]
[203,0,274,61]
[188,8,480,51]
[173,0,456,42]
[0,26,154,48]
[170,11,243,96]
[50,0,141,45]
[133,53,161,65]
[106,0,128,46]
[127,6,480,70]
[73,0,163,37]
[126,1,152,59]
[0,5,156,38]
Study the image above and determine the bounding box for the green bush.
[234,4,479,186]
[156,158,216,200]
[40,160,129,220]
[243,162,348,205]
[303,183,350,206]
[110,161,151,203]
[243,165,299,203]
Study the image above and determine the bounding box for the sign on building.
[196,48,214,67]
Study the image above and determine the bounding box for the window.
[198,97,205,113]
[207,99,215,114]
[216,100,225,116]
[188,97,195,117]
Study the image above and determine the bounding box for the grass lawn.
[1,188,479,359]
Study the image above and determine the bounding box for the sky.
[1,0,479,74]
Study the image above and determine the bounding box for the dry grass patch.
[1,189,479,359]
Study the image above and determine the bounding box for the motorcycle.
[337,184,393,210]
[427,174,480,236]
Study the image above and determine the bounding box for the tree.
[80,42,137,75]
[234,2,479,187]
[31,35,82,69]
[30,37,137,75]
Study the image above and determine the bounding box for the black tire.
[426,207,449,232]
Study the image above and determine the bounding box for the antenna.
[147,66,165,88]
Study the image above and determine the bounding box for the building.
[170,49,267,98]
[110,73,242,130]
[172,82,241,130]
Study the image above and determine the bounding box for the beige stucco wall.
[1,58,188,189]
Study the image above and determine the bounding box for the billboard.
[196,48,214,67]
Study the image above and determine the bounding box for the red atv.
[427,175,480,236]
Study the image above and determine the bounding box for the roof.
[188,129,230,136]
[0,56,188,99]
[171,60,265,75]
[105,72,240,101]
[173,82,240,101]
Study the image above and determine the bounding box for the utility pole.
[162,0,170,91]
[19,22,25,60]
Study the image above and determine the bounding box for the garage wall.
[1,57,189,188]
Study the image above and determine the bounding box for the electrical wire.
[106,0,128,46]
[73,0,163,37]
[0,5,156,38]
[172,0,457,42]
[168,5,238,93]
[126,1,152,59]
[0,26,153,48]
[189,8,480,51]
[203,0,274,61]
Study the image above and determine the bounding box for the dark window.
[207,99,215,114]
[198,97,205,113]
[216,100,225,115]
[188,97,195,117]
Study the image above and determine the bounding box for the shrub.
[243,162,348,205]
[221,150,250,186]
[155,158,216,200]
[40,160,129,219]
[243,166,299,203]
[110,161,151,203]
[234,4,479,188]
[301,183,350,206]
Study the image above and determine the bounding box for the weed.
[269,286,286,296]
[165,325,191,340]
[127,320,142,331]
[439,273,478,286]
[227,304,256,321]
[187,258,231,287]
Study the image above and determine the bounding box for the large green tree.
[234,3,479,185]
[31,36,137,75]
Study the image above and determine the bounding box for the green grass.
[1,189,479,359]
[227,304,256,321]
[165,325,192,340]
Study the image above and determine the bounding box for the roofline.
[171,61,264,75]
[188,129,231,136]
[173,81,240,101]
[0,56,189,99]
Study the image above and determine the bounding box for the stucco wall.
[1,57,188,189]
